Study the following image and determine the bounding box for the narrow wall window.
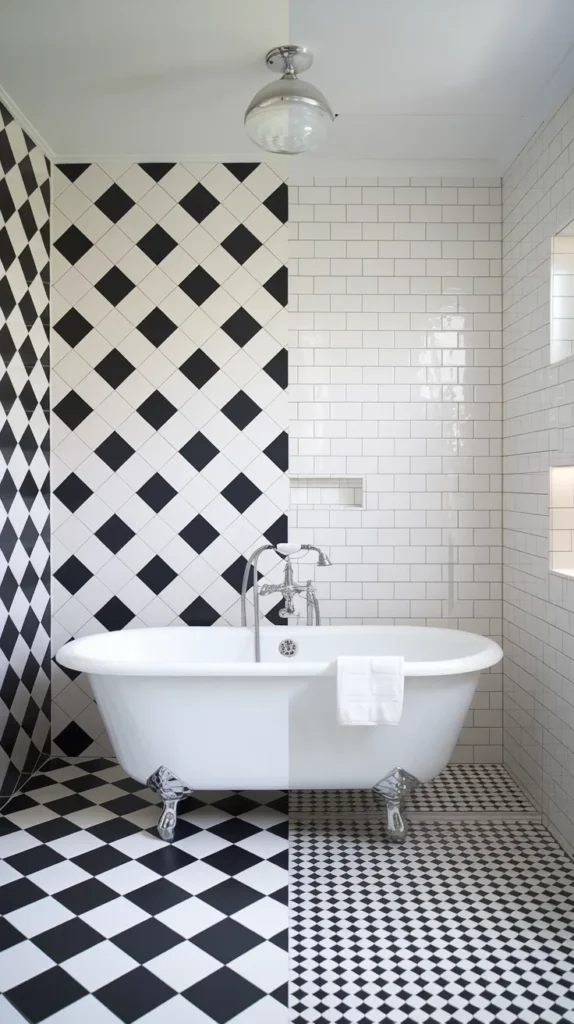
[551,222,574,363]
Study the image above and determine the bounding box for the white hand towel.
[337,656,404,725]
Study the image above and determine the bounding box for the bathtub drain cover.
[278,638,298,657]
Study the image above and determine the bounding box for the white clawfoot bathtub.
[57,625,502,793]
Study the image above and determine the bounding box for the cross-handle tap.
[259,557,321,623]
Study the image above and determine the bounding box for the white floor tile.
[156,897,225,938]
[29,860,92,894]
[166,861,228,896]
[6,897,74,938]
[232,896,288,939]
[97,860,159,894]
[64,940,139,991]
[146,942,220,991]
[230,996,288,1023]
[80,896,150,937]
[0,941,54,990]
[234,861,287,895]
[42,994,122,1023]
[137,994,215,1023]
[0,995,29,1024]
[230,941,288,992]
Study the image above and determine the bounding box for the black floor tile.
[33,917,103,963]
[71,845,130,876]
[183,966,264,1023]
[111,918,183,963]
[28,818,81,842]
[95,966,173,1022]
[5,966,86,1022]
[86,818,141,843]
[126,879,190,915]
[6,844,65,876]
[192,919,263,963]
[55,878,118,914]
[136,846,195,876]
[0,916,23,951]
[203,846,261,877]
[209,819,259,844]
[0,878,45,914]
[198,879,262,915]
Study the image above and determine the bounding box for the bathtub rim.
[56,624,503,679]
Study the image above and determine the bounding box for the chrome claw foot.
[373,767,419,843]
[146,766,193,842]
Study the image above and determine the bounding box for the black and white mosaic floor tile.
[290,764,537,819]
[0,758,288,1023]
[290,818,574,1024]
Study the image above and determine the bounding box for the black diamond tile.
[72,845,130,876]
[270,928,288,950]
[263,349,287,388]
[272,981,288,1004]
[137,224,177,264]
[221,391,261,430]
[27,818,81,843]
[54,307,93,347]
[139,163,175,182]
[0,878,45,914]
[222,555,261,595]
[97,967,173,1023]
[55,878,118,915]
[270,885,288,905]
[54,555,91,595]
[137,555,177,594]
[198,879,261,915]
[270,850,288,870]
[95,350,135,389]
[45,793,92,816]
[101,794,149,816]
[264,515,287,548]
[137,392,177,429]
[33,918,102,963]
[213,794,259,815]
[203,846,260,877]
[180,431,219,471]
[179,182,219,223]
[5,966,85,1023]
[221,307,261,347]
[192,918,263,963]
[6,842,64,877]
[263,265,287,306]
[181,596,219,626]
[137,846,195,876]
[95,597,135,631]
[209,817,260,844]
[137,473,177,513]
[264,431,288,471]
[54,224,93,265]
[87,818,141,843]
[183,966,263,1022]
[95,183,135,223]
[127,879,190,915]
[96,514,135,554]
[56,772,104,793]
[263,183,288,223]
[95,432,135,471]
[52,721,93,756]
[58,164,89,183]
[224,163,259,182]
[221,224,262,265]
[179,265,219,306]
[179,349,219,388]
[179,514,218,554]
[95,266,135,305]
[112,918,182,963]
[0,917,23,952]
[222,473,262,513]
[137,308,177,346]
[53,391,92,430]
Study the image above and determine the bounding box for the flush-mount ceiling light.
[245,45,335,155]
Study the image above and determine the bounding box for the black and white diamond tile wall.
[0,101,51,800]
[290,817,574,1024]
[51,162,288,756]
[0,758,288,1023]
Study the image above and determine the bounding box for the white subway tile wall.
[288,176,503,763]
[503,88,574,855]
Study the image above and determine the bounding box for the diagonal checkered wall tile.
[51,162,288,757]
[0,101,51,799]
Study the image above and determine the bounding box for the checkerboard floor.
[1,760,570,1023]
[0,758,288,1023]
[290,819,574,1024]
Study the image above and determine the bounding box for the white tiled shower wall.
[288,177,503,763]
[503,87,574,855]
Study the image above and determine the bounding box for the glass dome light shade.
[245,77,334,155]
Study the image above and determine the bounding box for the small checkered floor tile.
[290,819,574,1024]
[0,758,288,1023]
[290,764,537,819]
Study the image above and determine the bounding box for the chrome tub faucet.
[240,542,332,661]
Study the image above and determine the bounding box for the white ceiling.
[1,0,574,174]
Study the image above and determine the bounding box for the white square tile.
[146,941,220,991]
[64,940,139,990]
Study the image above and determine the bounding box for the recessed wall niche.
[549,465,574,577]
[550,221,574,363]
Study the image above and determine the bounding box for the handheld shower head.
[317,551,332,567]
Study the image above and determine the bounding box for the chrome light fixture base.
[265,45,314,76]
